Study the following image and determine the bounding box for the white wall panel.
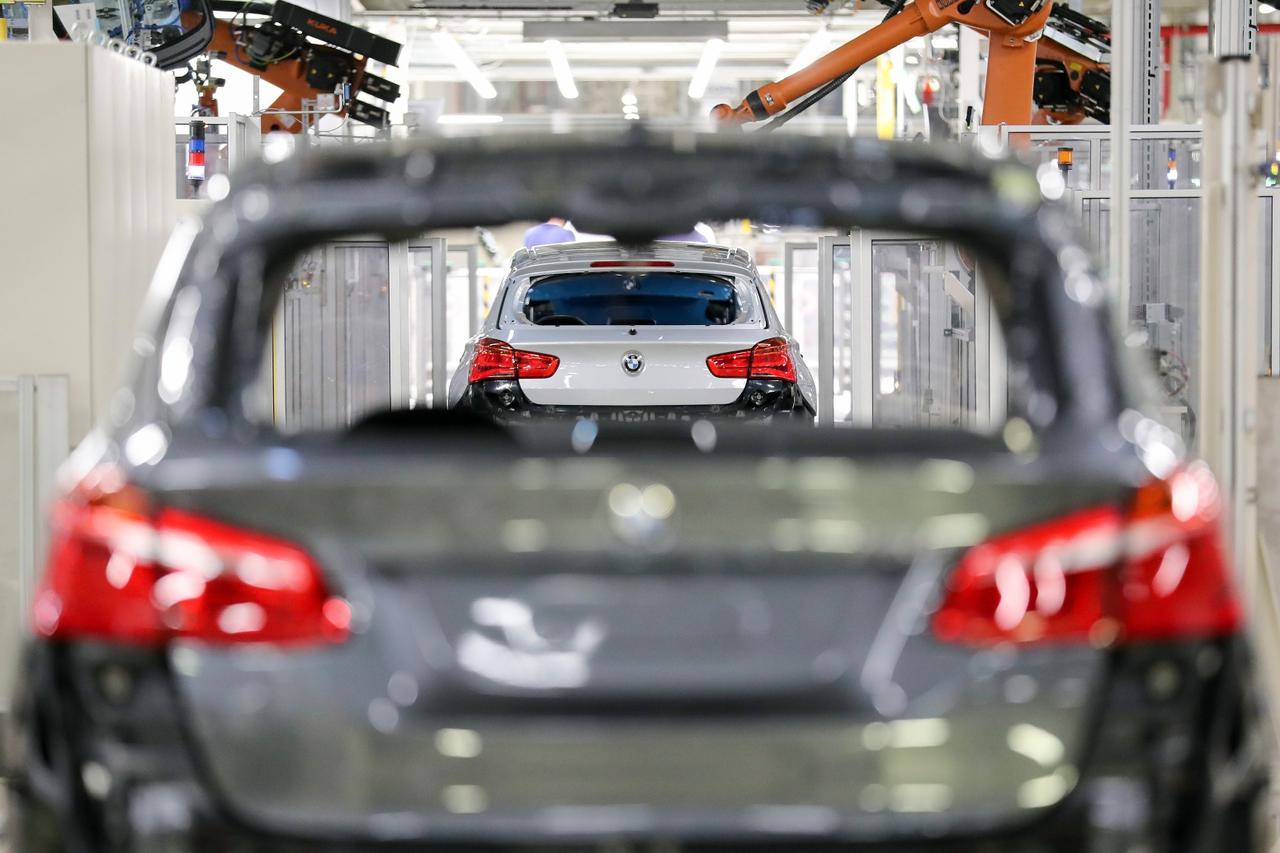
[87,45,176,427]
[0,42,175,440]
[0,44,95,438]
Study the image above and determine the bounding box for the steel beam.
[1211,0,1258,59]
[1131,0,1162,124]
[1199,55,1263,586]
[1109,0,1136,324]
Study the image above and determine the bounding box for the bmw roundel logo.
[621,350,645,375]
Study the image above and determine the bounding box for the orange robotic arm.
[712,0,1054,129]
[1032,38,1109,125]
[203,19,371,134]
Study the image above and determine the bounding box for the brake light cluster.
[706,337,797,383]
[468,338,560,384]
[933,462,1240,646]
[33,479,350,647]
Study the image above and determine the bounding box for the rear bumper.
[457,378,814,422]
[8,637,1271,852]
[8,779,1270,853]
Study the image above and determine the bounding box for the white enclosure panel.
[0,44,94,439]
[867,239,978,431]
[0,42,175,440]
[87,45,179,431]
[283,244,394,430]
[0,376,69,714]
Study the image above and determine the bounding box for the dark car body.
[7,131,1271,852]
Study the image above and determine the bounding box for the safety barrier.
[270,238,492,431]
[996,125,1280,443]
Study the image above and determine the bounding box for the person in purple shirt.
[523,218,576,248]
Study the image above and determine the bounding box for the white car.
[449,241,817,421]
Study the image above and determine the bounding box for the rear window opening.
[521,272,740,326]
[239,227,1044,440]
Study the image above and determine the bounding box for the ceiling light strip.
[544,39,579,99]
[687,37,724,99]
[432,28,498,99]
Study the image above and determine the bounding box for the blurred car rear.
[6,132,1271,852]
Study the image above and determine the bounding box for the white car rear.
[448,242,816,420]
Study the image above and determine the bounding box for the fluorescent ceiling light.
[432,28,497,99]
[1263,2,1277,12]
[786,26,832,76]
[544,39,578,99]
[621,90,638,106]
[687,37,724,99]
[437,114,504,125]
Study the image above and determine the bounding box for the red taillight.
[589,260,675,268]
[467,338,559,384]
[932,462,1241,647]
[746,338,798,381]
[33,487,350,648]
[706,337,797,383]
[705,349,752,378]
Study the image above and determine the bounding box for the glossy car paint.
[6,132,1270,852]
[447,242,818,412]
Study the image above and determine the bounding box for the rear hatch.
[509,327,762,407]
[502,267,768,407]
[155,439,1133,844]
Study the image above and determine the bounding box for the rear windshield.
[521,272,740,326]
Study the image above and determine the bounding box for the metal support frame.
[850,231,873,425]
[999,124,1205,194]
[975,262,1006,431]
[818,236,837,426]
[449,244,481,336]
[428,241,450,407]
[1131,0,1162,124]
[859,232,990,431]
[1270,189,1280,377]
[389,241,408,408]
[405,237,449,408]
[271,298,285,428]
[1200,55,1264,584]
[783,241,818,331]
[994,123,1280,417]
[1211,0,1258,59]
[816,234,871,426]
[813,231,997,431]
[1110,0,1137,323]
